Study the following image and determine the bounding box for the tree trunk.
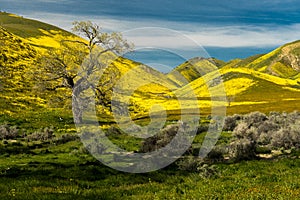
[72,96,83,124]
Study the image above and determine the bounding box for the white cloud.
[23,12,300,49]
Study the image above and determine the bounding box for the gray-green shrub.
[228,138,256,161]
[26,127,54,141]
[0,124,19,140]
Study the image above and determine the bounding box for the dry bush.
[243,111,267,127]
[141,123,180,152]
[26,127,54,141]
[271,127,300,150]
[176,156,204,172]
[257,132,272,145]
[228,138,256,161]
[223,114,242,131]
[233,122,257,141]
[55,134,79,145]
[257,121,280,135]
[197,123,209,134]
[206,146,225,162]
[141,121,192,154]
[0,124,19,140]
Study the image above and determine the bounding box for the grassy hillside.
[242,40,300,79]
[0,12,179,126]
[166,40,300,115]
[167,57,220,86]
[0,27,43,117]
[1,11,300,123]
[173,65,300,115]
[0,12,79,52]
[0,12,71,38]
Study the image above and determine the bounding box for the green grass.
[0,107,75,134]
[168,58,219,86]
[0,137,300,199]
[0,12,72,38]
[271,62,299,78]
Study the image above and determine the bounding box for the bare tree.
[37,21,133,123]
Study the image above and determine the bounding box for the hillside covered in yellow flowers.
[1,12,300,127]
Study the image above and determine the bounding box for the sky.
[2,0,300,72]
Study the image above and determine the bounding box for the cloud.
[3,0,300,27]
[184,24,300,47]
[22,12,300,49]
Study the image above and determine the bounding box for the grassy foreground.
[0,133,300,199]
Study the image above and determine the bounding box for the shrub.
[233,122,257,141]
[141,121,191,153]
[0,124,10,140]
[206,146,225,162]
[232,122,248,139]
[257,132,272,145]
[141,123,180,152]
[27,127,54,141]
[290,126,300,149]
[255,146,272,154]
[105,126,123,137]
[197,164,219,179]
[287,111,300,124]
[7,126,19,139]
[176,156,204,172]
[257,121,279,135]
[268,111,282,123]
[228,138,256,161]
[197,123,209,134]
[243,111,267,127]
[0,124,19,140]
[176,156,219,177]
[55,134,79,145]
[223,114,242,131]
[203,111,300,162]
[271,127,300,150]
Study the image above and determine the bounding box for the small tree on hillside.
[36,21,133,123]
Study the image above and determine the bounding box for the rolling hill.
[172,44,300,115]
[0,12,178,124]
[167,57,224,87]
[0,26,42,116]
[1,11,300,125]
[242,40,300,79]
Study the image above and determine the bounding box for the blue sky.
[2,0,300,71]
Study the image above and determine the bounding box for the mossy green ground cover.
[0,138,299,199]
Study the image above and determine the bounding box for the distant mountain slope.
[173,65,300,114]
[112,58,178,92]
[241,41,300,79]
[167,57,221,86]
